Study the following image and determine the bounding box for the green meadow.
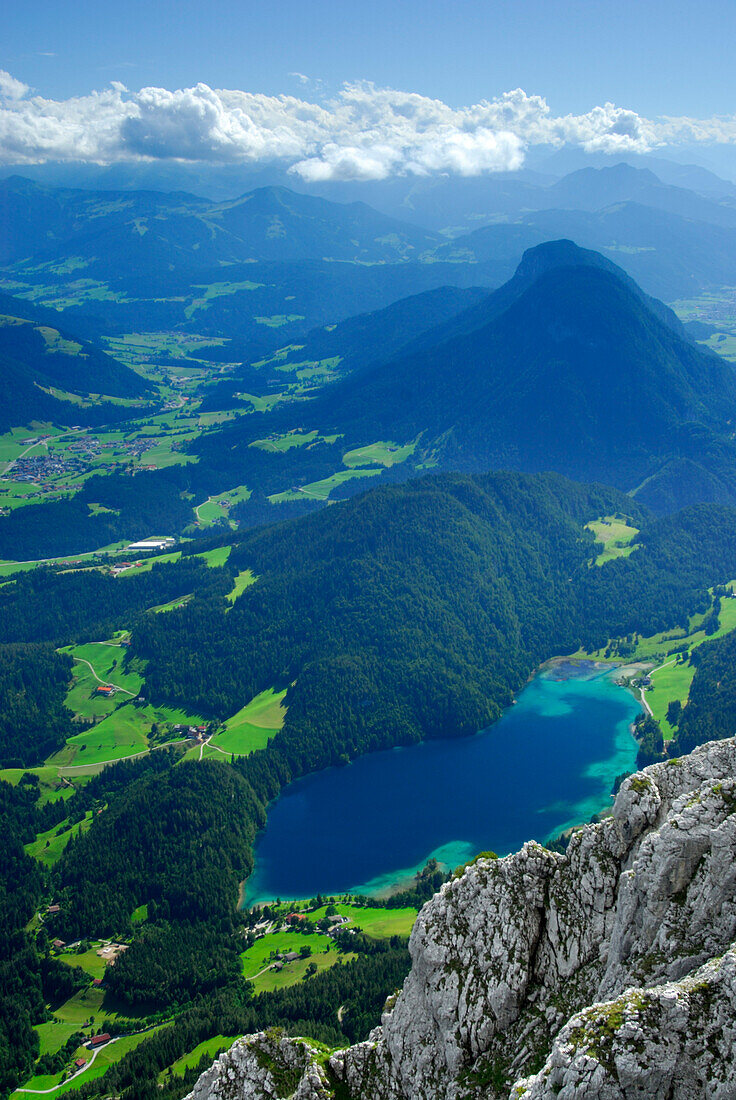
[50,700,201,770]
[226,569,257,603]
[250,430,319,453]
[209,688,286,757]
[195,485,251,528]
[61,643,144,721]
[269,466,381,503]
[25,810,95,867]
[342,440,416,468]
[162,1037,238,1080]
[585,515,639,566]
[0,766,76,805]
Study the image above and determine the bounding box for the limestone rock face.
[513,948,736,1100]
[185,1032,333,1100]
[186,737,736,1100]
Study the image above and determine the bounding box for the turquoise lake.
[245,663,641,905]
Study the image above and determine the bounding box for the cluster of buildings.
[7,453,86,483]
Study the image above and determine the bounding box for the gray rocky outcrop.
[186,737,736,1100]
[185,1031,333,1100]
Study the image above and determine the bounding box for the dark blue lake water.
[245,663,640,905]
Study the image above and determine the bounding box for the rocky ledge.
[187,737,736,1100]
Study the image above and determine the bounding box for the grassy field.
[184,280,263,319]
[0,766,76,805]
[195,485,251,528]
[250,430,318,453]
[58,945,109,981]
[309,903,417,939]
[240,899,416,993]
[226,569,257,603]
[49,701,201,770]
[210,688,286,756]
[342,440,416,468]
[269,467,381,504]
[236,392,286,413]
[196,546,232,567]
[241,932,352,993]
[62,643,144,720]
[13,1027,169,1097]
[645,658,698,740]
[116,550,182,574]
[163,1037,238,1080]
[148,594,193,614]
[703,333,736,362]
[25,810,94,867]
[585,515,639,566]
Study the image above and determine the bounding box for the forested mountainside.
[134,475,736,769]
[196,242,736,515]
[0,299,149,430]
[236,284,489,381]
[2,470,736,1097]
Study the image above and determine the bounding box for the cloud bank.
[0,71,734,180]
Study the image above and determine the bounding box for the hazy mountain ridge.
[220,241,736,513]
[0,176,440,273]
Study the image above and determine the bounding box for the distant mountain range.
[3,166,736,317]
[0,176,439,273]
[438,199,736,300]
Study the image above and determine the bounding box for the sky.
[2,0,736,179]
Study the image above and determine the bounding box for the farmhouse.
[88,1034,111,1048]
[95,685,115,698]
[74,1058,87,1069]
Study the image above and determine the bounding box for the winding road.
[15,1039,115,1094]
[72,657,137,697]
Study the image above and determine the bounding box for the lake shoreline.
[243,666,642,908]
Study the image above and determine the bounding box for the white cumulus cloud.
[0,70,30,101]
[0,74,735,178]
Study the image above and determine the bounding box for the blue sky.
[4,0,735,115]
[1,0,735,177]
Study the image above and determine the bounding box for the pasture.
[342,440,416,468]
[585,515,639,566]
[210,688,286,756]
